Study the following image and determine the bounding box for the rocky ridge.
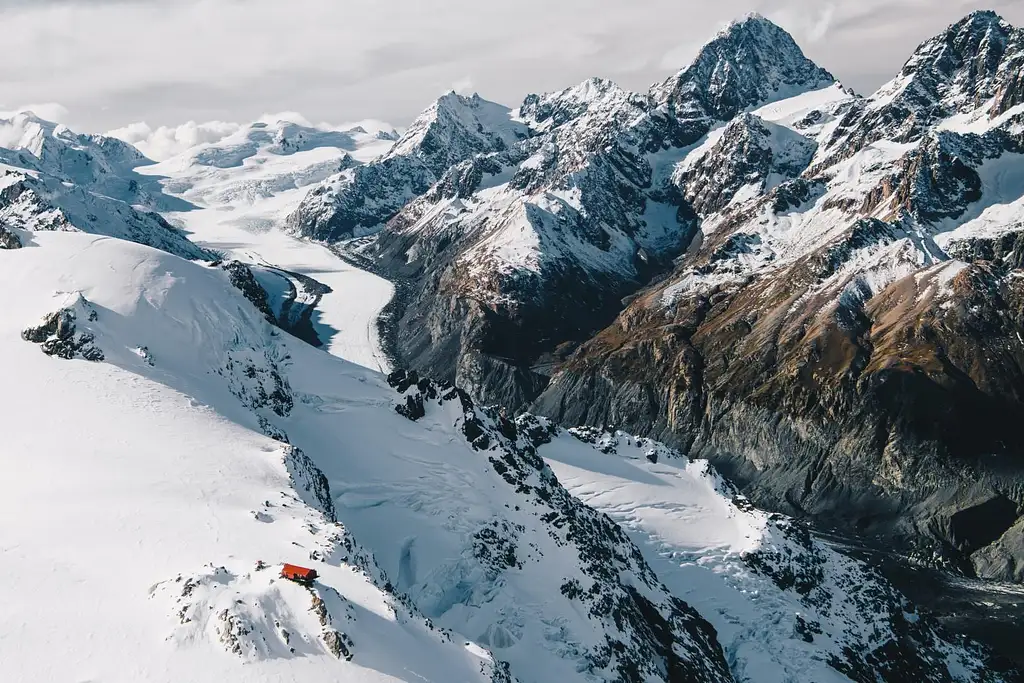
[0,111,213,260]
[332,15,842,410]
[286,93,528,242]
[534,10,1024,587]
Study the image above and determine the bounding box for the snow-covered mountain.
[536,9,1024,586]
[4,8,1024,683]
[2,226,1010,682]
[280,7,1024,651]
[327,14,842,411]
[650,12,836,138]
[130,117,397,368]
[287,92,528,242]
[0,111,211,260]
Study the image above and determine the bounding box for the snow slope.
[0,228,1002,682]
[133,118,396,370]
[0,230,737,683]
[0,231,495,683]
[537,428,988,683]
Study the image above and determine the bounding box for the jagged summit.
[877,9,1022,115]
[723,11,773,32]
[906,9,1017,72]
[287,90,529,241]
[903,9,1015,69]
[517,76,636,132]
[383,91,528,175]
[652,14,835,124]
[0,110,146,174]
[951,8,1008,32]
[810,8,1024,163]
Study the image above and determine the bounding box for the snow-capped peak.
[871,10,1023,118]
[383,91,529,175]
[901,9,1017,85]
[653,14,835,123]
[676,110,817,215]
[0,110,56,157]
[0,110,146,176]
[516,76,636,132]
[722,11,773,34]
[287,92,532,242]
[948,8,1012,36]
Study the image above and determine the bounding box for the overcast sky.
[1,0,1022,136]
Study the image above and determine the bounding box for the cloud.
[107,111,403,161]
[761,2,836,44]
[0,102,69,123]
[451,77,475,95]
[807,4,836,42]
[107,120,241,161]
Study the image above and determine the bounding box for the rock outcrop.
[287,93,528,241]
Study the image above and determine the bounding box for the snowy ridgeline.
[1,230,1004,683]
[0,109,397,372]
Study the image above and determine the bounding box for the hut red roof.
[281,563,318,582]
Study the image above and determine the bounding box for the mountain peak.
[435,90,481,108]
[954,9,1006,30]
[653,14,834,124]
[383,91,527,175]
[874,9,1022,118]
[721,11,775,34]
[940,9,1014,47]
[714,12,805,44]
[903,9,1016,69]
[516,76,636,132]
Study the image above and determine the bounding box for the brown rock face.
[534,240,1024,577]
[529,11,1024,582]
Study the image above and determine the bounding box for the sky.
[0,0,1021,144]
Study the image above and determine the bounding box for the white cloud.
[256,112,315,128]
[107,120,241,161]
[811,5,837,42]
[106,112,403,161]
[0,102,69,123]
[452,77,476,95]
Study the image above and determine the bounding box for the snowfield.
[0,230,738,683]
[0,232,493,683]
[132,119,396,371]
[541,431,954,683]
